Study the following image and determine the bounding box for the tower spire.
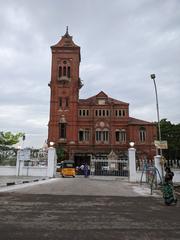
[66,26,69,34]
[64,26,70,37]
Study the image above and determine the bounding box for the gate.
[90,159,128,177]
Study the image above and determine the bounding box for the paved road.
[0,177,179,240]
[0,177,156,196]
[0,176,47,187]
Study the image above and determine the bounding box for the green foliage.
[159,119,180,159]
[0,131,25,146]
[56,147,65,162]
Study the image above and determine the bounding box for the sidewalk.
[0,176,48,187]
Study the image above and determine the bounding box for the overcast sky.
[0,0,180,148]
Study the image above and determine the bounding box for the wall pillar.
[16,149,30,176]
[16,150,21,176]
[128,147,137,182]
[154,155,163,183]
[47,147,57,177]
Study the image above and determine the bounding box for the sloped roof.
[95,91,108,98]
[79,91,129,105]
[128,117,154,125]
[51,27,80,49]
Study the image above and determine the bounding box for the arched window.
[63,66,66,76]
[103,129,109,142]
[79,129,84,141]
[78,128,90,142]
[120,129,126,142]
[139,127,146,142]
[95,128,101,141]
[115,129,126,143]
[67,66,71,78]
[59,123,66,138]
[58,66,62,78]
[58,60,71,80]
[95,128,109,143]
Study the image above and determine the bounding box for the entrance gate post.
[154,155,163,183]
[128,147,137,182]
[47,147,57,177]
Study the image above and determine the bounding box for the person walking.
[163,166,177,205]
[84,163,89,178]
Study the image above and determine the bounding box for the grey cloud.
[0,0,180,147]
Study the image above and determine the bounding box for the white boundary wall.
[0,166,16,176]
[128,151,180,183]
[0,147,57,177]
[173,170,180,183]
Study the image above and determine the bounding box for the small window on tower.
[79,130,84,141]
[65,97,69,107]
[59,66,62,78]
[59,97,62,107]
[59,123,66,139]
[67,66,71,78]
[63,66,66,76]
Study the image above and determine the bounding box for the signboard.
[19,149,31,161]
[154,140,168,149]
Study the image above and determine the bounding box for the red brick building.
[48,29,156,164]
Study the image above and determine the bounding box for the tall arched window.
[115,129,126,143]
[58,66,62,78]
[139,127,146,142]
[67,66,71,78]
[63,66,66,76]
[58,60,71,80]
[59,123,66,138]
[78,128,90,142]
[95,128,109,143]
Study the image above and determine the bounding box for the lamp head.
[129,141,135,147]
[150,74,156,79]
[49,141,54,147]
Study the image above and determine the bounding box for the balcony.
[58,76,71,84]
[58,138,67,143]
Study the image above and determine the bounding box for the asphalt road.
[0,177,179,240]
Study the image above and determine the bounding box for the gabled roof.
[51,27,80,49]
[128,117,154,125]
[96,91,108,98]
[79,91,129,105]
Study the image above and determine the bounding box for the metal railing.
[24,149,48,167]
[165,159,180,169]
[0,147,17,166]
[90,159,128,176]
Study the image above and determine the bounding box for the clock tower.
[48,27,83,151]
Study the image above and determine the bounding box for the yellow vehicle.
[61,160,76,178]
[56,162,62,173]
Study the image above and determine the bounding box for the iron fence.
[24,149,48,167]
[0,147,17,166]
[136,159,154,171]
[165,159,180,169]
[90,159,128,176]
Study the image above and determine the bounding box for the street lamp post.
[150,74,162,147]
[151,74,164,180]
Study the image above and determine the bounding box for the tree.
[0,131,24,147]
[159,119,180,159]
[56,146,65,162]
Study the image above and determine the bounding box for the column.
[128,147,137,182]
[154,155,163,183]
[47,147,57,177]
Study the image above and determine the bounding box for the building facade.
[48,29,156,164]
